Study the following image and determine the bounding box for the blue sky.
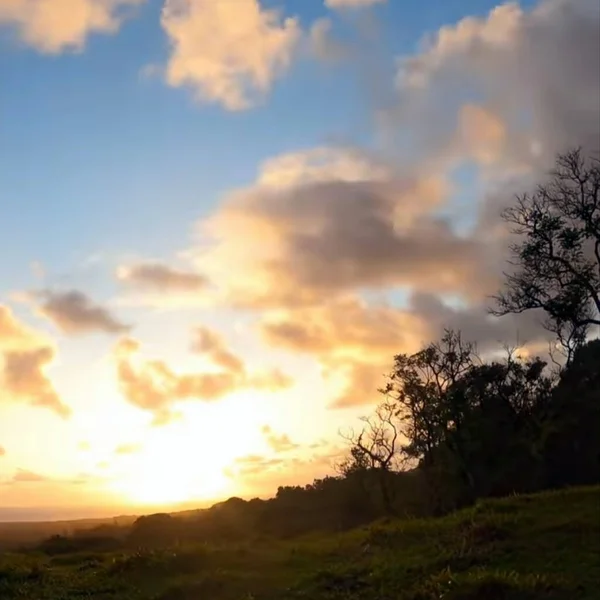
[0,0,595,519]
[0,0,532,289]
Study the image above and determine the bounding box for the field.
[0,486,598,600]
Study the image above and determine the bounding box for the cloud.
[113,333,292,424]
[161,0,300,110]
[34,290,130,336]
[259,292,552,408]
[227,446,345,494]
[11,469,48,483]
[261,425,299,453]
[135,0,596,421]
[309,18,350,63]
[393,0,600,168]
[191,327,245,374]
[0,305,43,350]
[0,305,70,418]
[117,262,209,293]
[2,347,72,418]
[0,446,5,457]
[192,146,493,309]
[228,453,285,477]
[0,0,145,53]
[115,443,141,455]
[248,368,293,392]
[187,0,599,316]
[325,0,386,9]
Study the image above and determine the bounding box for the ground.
[1,486,598,599]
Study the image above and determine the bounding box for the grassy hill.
[0,486,598,600]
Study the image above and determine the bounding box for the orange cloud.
[0,305,42,350]
[258,291,552,408]
[3,347,71,418]
[191,327,245,374]
[261,425,299,453]
[0,0,145,53]
[10,469,48,483]
[161,0,300,109]
[0,305,70,418]
[114,331,292,424]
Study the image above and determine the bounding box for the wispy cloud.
[117,262,209,293]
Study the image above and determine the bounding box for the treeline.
[35,149,600,552]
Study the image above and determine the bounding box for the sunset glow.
[0,0,598,521]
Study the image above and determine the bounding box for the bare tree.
[340,401,402,473]
[492,148,600,361]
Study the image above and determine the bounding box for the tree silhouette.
[492,148,600,360]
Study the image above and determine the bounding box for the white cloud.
[161,0,300,110]
[394,0,600,169]
[0,0,144,53]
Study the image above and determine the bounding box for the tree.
[341,331,477,512]
[339,400,403,515]
[492,148,600,361]
[383,330,475,469]
[543,339,600,487]
[341,330,560,511]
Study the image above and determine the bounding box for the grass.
[0,486,598,599]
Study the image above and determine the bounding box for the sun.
[105,397,270,507]
[109,428,235,507]
[117,461,229,506]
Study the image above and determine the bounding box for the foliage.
[492,148,600,360]
[0,487,597,599]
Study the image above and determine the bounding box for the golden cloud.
[0,0,145,53]
[161,0,300,110]
[0,305,70,418]
[261,425,299,453]
[114,331,292,424]
[191,326,245,374]
[3,347,71,418]
[190,147,490,309]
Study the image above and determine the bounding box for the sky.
[0,0,598,521]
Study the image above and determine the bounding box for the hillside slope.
[1,486,598,599]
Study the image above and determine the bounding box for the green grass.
[1,486,598,599]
